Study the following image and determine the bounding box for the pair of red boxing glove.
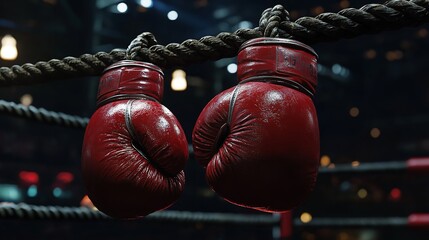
[81,37,320,219]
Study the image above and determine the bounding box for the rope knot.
[259,5,291,38]
[126,32,158,60]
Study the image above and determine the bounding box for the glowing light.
[227,63,237,74]
[117,2,128,13]
[167,10,178,20]
[213,8,230,19]
[331,64,342,74]
[390,188,401,201]
[320,155,331,167]
[417,28,428,38]
[27,185,38,197]
[339,0,350,8]
[328,163,335,169]
[351,161,360,167]
[364,49,377,59]
[370,128,381,138]
[357,188,368,199]
[20,94,33,106]
[238,21,253,29]
[337,232,350,240]
[53,187,62,198]
[81,195,95,208]
[311,6,324,15]
[349,107,359,117]
[140,0,153,8]
[386,50,403,61]
[1,35,18,60]
[19,171,39,185]
[56,172,74,184]
[300,212,312,223]
[171,69,187,91]
[0,184,22,201]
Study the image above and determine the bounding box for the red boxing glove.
[192,38,319,212]
[82,60,188,219]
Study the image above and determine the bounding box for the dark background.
[0,0,429,239]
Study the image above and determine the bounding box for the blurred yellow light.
[370,128,381,138]
[385,50,403,61]
[80,195,95,208]
[171,69,187,91]
[20,94,33,106]
[349,107,359,117]
[320,155,331,167]
[357,188,368,199]
[417,28,428,38]
[1,35,18,61]
[311,6,324,16]
[338,232,350,240]
[364,49,377,59]
[351,161,360,167]
[300,212,312,223]
[339,0,350,8]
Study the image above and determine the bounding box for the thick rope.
[0,49,126,86]
[0,202,279,225]
[0,0,428,86]
[0,99,89,129]
[281,0,429,43]
[293,217,408,227]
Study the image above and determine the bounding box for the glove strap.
[97,93,159,108]
[239,76,314,98]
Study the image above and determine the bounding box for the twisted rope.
[280,0,429,43]
[0,0,428,86]
[0,49,126,86]
[0,99,89,129]
[0,203,107,220]
[293,217,409,227]
[0,203,279,225]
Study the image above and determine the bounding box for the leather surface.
[192,38,319,212]
[82,61,188,219]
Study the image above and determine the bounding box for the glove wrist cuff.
[97,60,164,107]
[237,38,318,94]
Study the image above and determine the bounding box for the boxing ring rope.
[0,203,278,226]
[294,214,429,228]
[1,202,429,230]
[0,99,89,129]
[319,158,429,174]
[0,0,428,86]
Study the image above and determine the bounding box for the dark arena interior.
[1,0,429,239]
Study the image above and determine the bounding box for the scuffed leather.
[192,38,319,212]
[82,61,188,219]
